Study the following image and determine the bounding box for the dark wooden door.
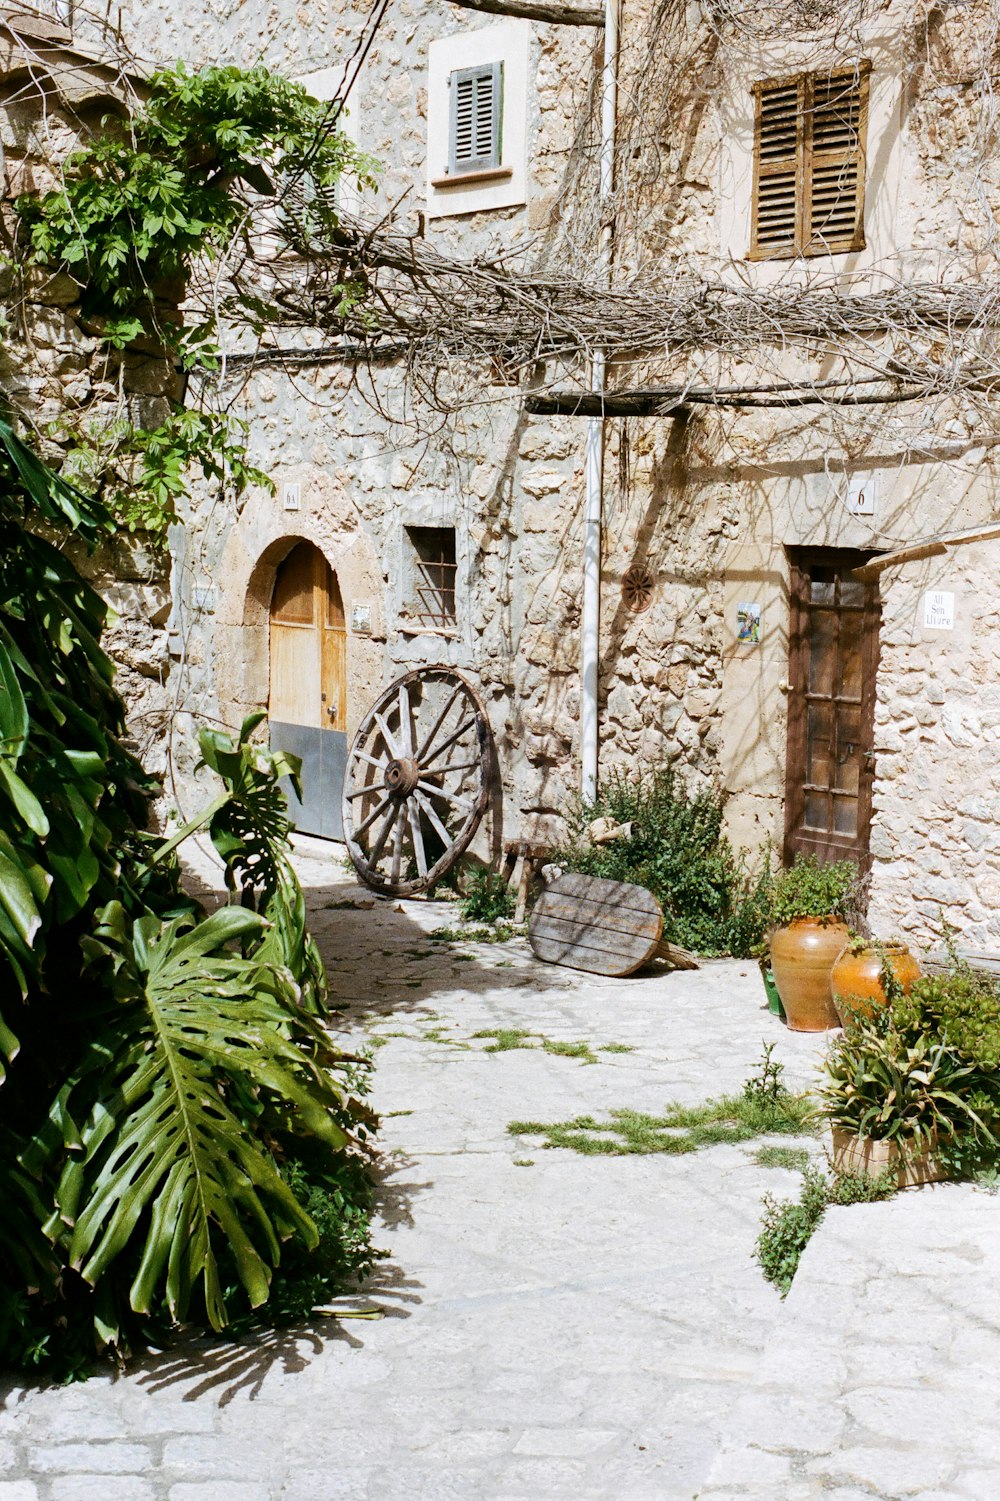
[784,549,880,867]
[268,541,347,841]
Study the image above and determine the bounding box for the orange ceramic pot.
[830,942,922,1025]
[769,918,850,1032]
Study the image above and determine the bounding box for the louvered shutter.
[805,68,868,251]
[750,64,869,260]
[448,62,502,175]
[750,76,801,258]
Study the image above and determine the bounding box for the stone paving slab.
[698,1185,1000,1501]
[6,838,996,1498]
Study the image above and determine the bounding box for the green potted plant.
[768,856,859,1031]
[817,993,994,1186]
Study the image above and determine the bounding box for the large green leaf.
[49,903,349,1331]
[0,418,111,541]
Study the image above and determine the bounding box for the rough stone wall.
[868,535,1000,949]
[0,16,175,783]
[103,0,1000,942]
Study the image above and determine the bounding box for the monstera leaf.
[42,902,349,1333]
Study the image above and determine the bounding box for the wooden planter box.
[831,1127,950,1188]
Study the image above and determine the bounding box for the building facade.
[32,0,1000,946]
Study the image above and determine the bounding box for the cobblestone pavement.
[2,839,997,1500]
[699,1184,1000,1501]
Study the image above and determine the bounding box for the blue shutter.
[448,62,502,175]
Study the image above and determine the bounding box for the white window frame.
[427,22,529,219]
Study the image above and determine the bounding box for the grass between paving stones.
[428,924,527,944]
[508,1087,813,1156]
[754,1145,812,1172]
[473,1029,634,1063]
[755,1165,897,1295]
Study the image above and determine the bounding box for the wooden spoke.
[342,667,495,896]
[373,710,400,758]
[421,716,477,769]
[369,802,400,865]
[412,788,455,849]
[417,779,473,811]
[415,683,462,761]
[354,792,393,837]
[398,682,413,756]
[390,808,405,885]
[408,803,428,878]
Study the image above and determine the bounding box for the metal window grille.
[750,64,869,261]
[405,526,458,629]
[448,62,502,176]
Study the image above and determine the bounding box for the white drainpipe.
[580,0,618,803]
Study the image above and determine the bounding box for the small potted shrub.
[830,935,922,1025]
[768,856,859,1031]
[818,987,998,1186]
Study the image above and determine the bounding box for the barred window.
[750,64,869,261]
[404,526,457,631]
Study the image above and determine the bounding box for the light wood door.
[784,549,880,868]
[269,542,348,839]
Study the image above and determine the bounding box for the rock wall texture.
[868,536,1000,949]
[0,16,176,787]
[68,0,1000,944]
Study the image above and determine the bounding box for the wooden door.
[784,550,880,868]
[269,542,348,840]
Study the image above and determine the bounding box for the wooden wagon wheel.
[342,666,495,897]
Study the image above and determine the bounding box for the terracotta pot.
[831,1127,948,1188]
[769,918,849,1032]
[830,942,922,1025]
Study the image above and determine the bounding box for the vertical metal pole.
[580,0,618,804]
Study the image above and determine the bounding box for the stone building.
[0,6,175,780]
[23,0,1000,946]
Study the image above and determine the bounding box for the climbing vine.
[12,61,378,538]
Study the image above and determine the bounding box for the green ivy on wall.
[14,62,379,539]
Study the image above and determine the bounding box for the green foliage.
[0,427,379,1376]
[16,63,376,352]
[769,854,861,927]
[459,868,516,923]
[818,1011,986,1154]
[471,1028,630,1063]
[819,966,1000,1181]
[507,1082,812,1156]
[555,764,772,955]
[894,968,1000,1069]
[428,924,519,943]
[15,62,378,543]
[756,1166,896,1295]
[754,1145,811,1171]
[57,409,274,542]
[742,1043,786,1108]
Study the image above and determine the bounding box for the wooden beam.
[526,391,688,417]
[444,0,604,25]
[526,383,931,416]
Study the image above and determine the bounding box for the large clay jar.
[830,942,922,1025]
[769,918,850,1032]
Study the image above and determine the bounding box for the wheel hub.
[385,756,420,798]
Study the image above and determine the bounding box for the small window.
[448,63,502,176]
[404,527,457,631]
[750,64,869,260]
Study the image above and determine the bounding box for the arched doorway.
[269,540,347,839]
